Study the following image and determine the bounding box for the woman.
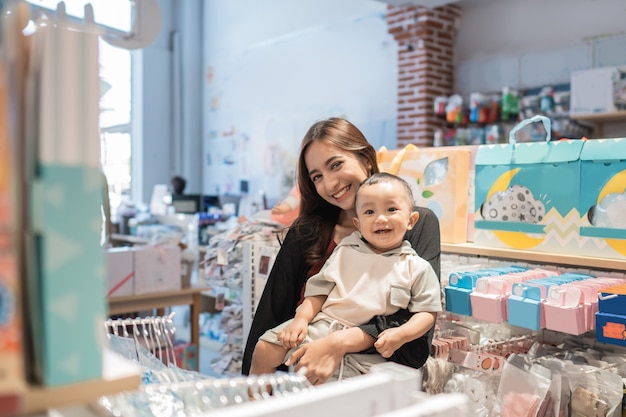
[242,117,441,384]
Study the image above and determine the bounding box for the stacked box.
[134,245,182,295]
[474,116,584,255]
[596,284,626,347]
[578,138,626,260]
[105,247,136,297]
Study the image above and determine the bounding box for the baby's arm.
[374,311,436,358]
[278,295,325,349]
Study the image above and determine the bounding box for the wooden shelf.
[569,111,626,137]
[569,111,626,123]
[441,243,626,271]
[21,350,141,414]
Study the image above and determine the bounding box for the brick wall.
[387,4,461,147]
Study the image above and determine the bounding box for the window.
[26,0,133,218]
[99,39,131,217]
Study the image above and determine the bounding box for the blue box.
[508,273,593,330]
[595,312,626,347]
[444,266,527,316]
[598,285,626,316]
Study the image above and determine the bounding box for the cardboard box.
[597,284,626,316]
[544,278,622,335]
[578,138,626,260]
[595,312,626,347]
[378,146,471,243]
[444,265,527,316]
[134,245,182,295]
[470,268,559,324]
[474,117,584,255]
[570,66,625,115]
[507,273,592,330]
[105,247,135,297]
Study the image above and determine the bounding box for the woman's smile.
[332,185,351,201]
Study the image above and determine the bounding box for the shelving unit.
[107,285,211,371]
[441,242,626,271]
[569,110,626,137]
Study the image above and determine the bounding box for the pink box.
[544,278,623,335]
[105,247,135,297]
[134,245,181,295]
[470,269,558,323]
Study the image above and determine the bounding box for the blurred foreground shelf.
[21,350,141,415]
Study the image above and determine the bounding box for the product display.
[3,0,626,414]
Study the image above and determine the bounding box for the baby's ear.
[353,217,360,230]
[407,211,420,230]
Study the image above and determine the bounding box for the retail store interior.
[2,0,626,415]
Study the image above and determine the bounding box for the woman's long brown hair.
[292,117,379,267]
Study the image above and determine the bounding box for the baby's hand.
[374,328,404,358]
[278,318,308,349]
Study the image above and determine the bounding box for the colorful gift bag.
[474,115,584,254]
[377,145,471,243]
[579,138,626,260]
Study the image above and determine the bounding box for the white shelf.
[441,242,626,271]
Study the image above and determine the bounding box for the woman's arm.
[405,206,441,278]
[241,228,309,375]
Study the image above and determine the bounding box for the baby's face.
[353,181,414,253]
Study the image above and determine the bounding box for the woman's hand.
[284,336,344,385]
[284,327,376,385]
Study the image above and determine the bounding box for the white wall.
[134,0,626,204]
[201,0,398,201]
[132,0,205,204]
[454,0,626,93]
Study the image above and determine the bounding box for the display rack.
[242,237,281,348]
[441,242,626,272]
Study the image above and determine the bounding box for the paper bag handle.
[508,115,551,145]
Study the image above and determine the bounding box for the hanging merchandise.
[201,219,283,375]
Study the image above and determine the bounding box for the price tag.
[217,247,228,266]
[215,291,225,311]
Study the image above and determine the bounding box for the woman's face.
[304,139,371,212]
